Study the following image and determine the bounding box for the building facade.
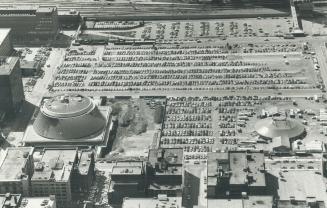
[0,57,24,116]
[0,6,59,44]
[0,147,34,196]
[0,29,13,56]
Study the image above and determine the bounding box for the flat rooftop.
[208,196,273,208]
[0,147,33,181]
[276,170,326,202]
[148,148,183,166]
[111,161,144,175]
[36,7,54,13]
[78,151,93,175]
[229,152,248,185]
[0,56,18,75]
[31,148,77,182]
[229,152,266,187]
[122,196,182,208]
[207,152,229,186]
[20,196,56,208]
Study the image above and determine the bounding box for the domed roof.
[255,116,305,139]
[33,94,106,140]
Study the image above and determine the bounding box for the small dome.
[33,94,106,140]
[255,116,305,139]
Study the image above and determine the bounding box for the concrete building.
[0,193,56,208]
[207,151,266,198]
[31,148,78,208]
[22,94,111,147]
[108,161,146,205]
[0,147,34,196]
[0,6,59,44]
[0,56,24,117]
[71,150,95,193]
[21,195,57,208]
[0,29,13,56]
[0,193,21,208]
[273,171,326,208]
[207,196,273,208]
[58,10,81,30]
[20,60,41,77]
[147,148,183,197]
[122,195,182,208]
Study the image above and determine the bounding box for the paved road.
[312,39,327,93]
[25,48,66,106]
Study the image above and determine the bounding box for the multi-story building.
[0,29,13,56]
[71,150,95,193]
[207,151,266,198]
[30,148,78,208]
[21,195,57,208]
[0,6,59,44]
[0,193,57,208]
[0,193,21,208]
[147,148,183,197]
[108,161,146,205]
[0,147,34,196]
[0,56,24,117]
[122,194,182,208]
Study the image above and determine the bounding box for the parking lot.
[159,95,327,159]
[51,40,322,95]
[137,18,294,40]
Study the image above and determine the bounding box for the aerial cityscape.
[0,0,327,208]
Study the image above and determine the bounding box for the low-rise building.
[207,151,266,198]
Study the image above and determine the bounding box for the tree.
[111,103,122,116]
[154,105,164,124]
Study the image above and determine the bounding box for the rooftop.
[36,7,54,13]
[229,152,247,185]
[207,152,229,186]
[31,148,77,182]
[207,196,273,208]
[207,151,266,187]
[148,148,183,175]
[276,170,326,202]
[148,148,183,165]
[111,161,144,176]
[229,151,266,186]
[19,196,56,208]
[122,195,182,208]
[0,56,19,75]
[0,147,33,181]
[78,151,93,175]
[41,94,94,118]
[255,116,305,139]
[0,29,10,47]
[0,193,21,208]
[23,94,111,143]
